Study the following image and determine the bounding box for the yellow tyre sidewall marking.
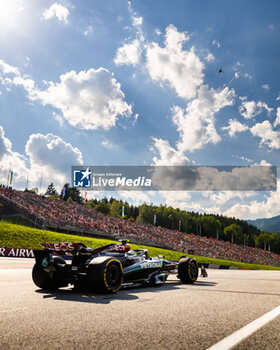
[104,259,124,292]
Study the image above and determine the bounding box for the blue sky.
[0,0,280,219]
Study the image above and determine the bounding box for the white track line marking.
[207,305,280,350]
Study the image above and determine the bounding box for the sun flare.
[0,0,23,28]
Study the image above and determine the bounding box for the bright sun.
[0,0,23,29]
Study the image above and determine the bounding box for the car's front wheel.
[178,257,198,284]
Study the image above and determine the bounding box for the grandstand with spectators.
[0,186,280,267]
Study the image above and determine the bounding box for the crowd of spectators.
[1,186,280,267]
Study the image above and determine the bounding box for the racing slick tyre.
[32,257,67,290]
[178,257,198,284]
[32,263,59,290]
[87,257,124,293]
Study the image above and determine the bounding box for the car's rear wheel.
[178,257,198,284]
[87,258,123,293]
[32,263,59,290]
[32,256,68,290]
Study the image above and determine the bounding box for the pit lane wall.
[0,247,34,258]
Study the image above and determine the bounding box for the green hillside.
[248,215,280,235]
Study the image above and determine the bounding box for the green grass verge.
[0,222,279,270]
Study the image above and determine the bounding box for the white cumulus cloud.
[273,107,280,127]
[172,85,235,152]
[205,52,215,62]
[42,3,70,23]
[0,124,84,190]
[145,24,204,100]
[202,191,255,206]
[0,60,20,76]
[0,125,12,160]
[114,39,142,66]
[25,133,83,175]
[222,119,248,137]
[224,179,280,219]
[0,126,84,190]
[250,120,280,149]
[0,60,134,131]
[32,68,133,130]
[238,97,273,119]
[114,2,144,67]
[150,137,190,165]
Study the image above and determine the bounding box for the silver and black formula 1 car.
[32,241,204,293]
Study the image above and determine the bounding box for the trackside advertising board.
[0,247,34,258]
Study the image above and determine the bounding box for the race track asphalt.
[0,259,279,350]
